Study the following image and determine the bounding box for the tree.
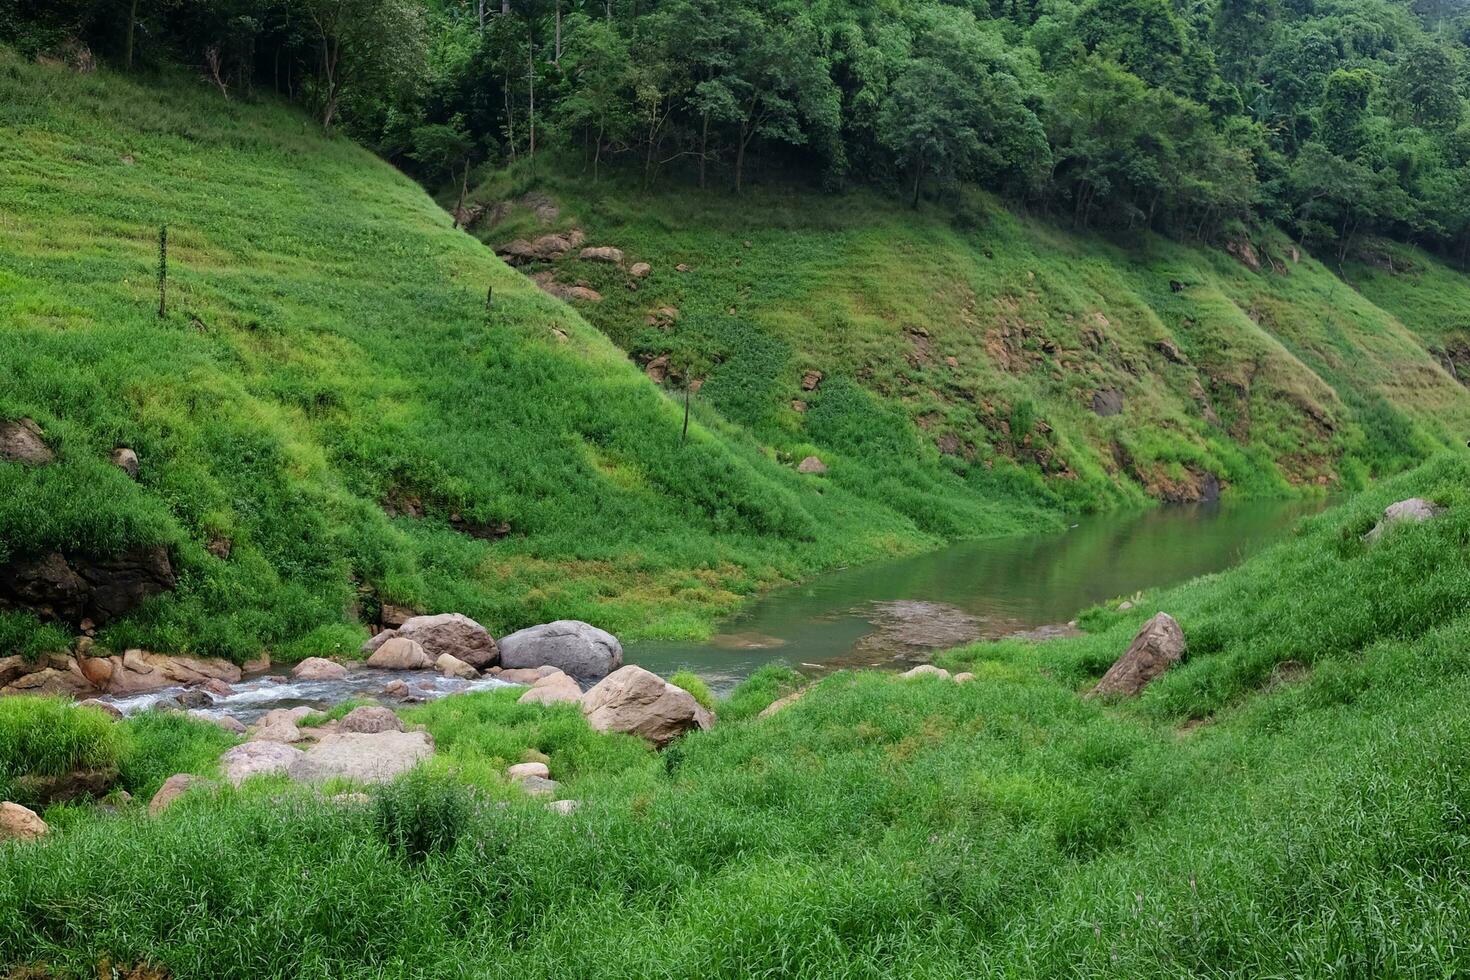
[554,14,634,180]
[877,58,983,207]
[295,0,427,131]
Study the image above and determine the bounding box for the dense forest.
[5,0,1470,259]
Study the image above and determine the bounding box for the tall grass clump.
[115,711,238,799]
[0,697,125,800]
[669,670,714,710]
[372,769,473,863]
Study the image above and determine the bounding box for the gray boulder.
[362,613,499,669]
[1090,612,1186,698]
[498,620,622,682]
[1364,498,1443,542]
[288,731,433,784]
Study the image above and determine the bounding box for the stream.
[100,497,1324,720]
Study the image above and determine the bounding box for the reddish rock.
[1090,613,1186,698]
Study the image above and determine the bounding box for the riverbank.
[2,453,1467,976]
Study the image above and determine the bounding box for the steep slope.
[465,172,1470,514]
[0,54,1056,660]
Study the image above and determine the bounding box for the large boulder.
[581,665,713,748]
[0,802,48,841]
[1090,612,1186,698]
[249,720,302,743]
[338,705,403,734]
[517,669,583,706]
[0,654,96,696]
[498,620,622,682]
[98,649,241,696]
[362,613,499,669]
[366,637,434,670]
[291,657,347,681]
[288,731,433,784]
[1364,498,1444,542]
[579,245,624,265]
[0,418,54,465]
[259,706,319,728]
[0,546,175,627]
[218,740,300,786]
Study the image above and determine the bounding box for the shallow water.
[627,497,1328,693]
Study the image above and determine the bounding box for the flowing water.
[101,497,1325,719]
[627,497,1328,693]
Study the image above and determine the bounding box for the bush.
[669,671,714,711]
[0,696,126,801]
[373,768,473,863]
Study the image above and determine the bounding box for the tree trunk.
[125,0,139,70]
[452,159,469,229]
[554,3,562,63]
[734,124,749,193]
[527,43,536,163]
[682,385,691,443]
[910,152,923,208]
[699,111,709,189]
[594,122,604,182]
[504,77,517,162]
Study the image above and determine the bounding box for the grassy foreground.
[2,454,1468,977]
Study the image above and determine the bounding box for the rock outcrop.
[0,649,241,698]
[498,620,622,682]
[363,613,499,669]
[581,665,713,747]
[0,546,175,626]
[288,731,433,784]
[1090,612,1186,698]
[1364,498,1444,542]
[0,418,54,465]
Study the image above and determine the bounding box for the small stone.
[1118,600,1135,611]
[149,773,212,815]
[517,775,560,797]
[953,672,976,683]
[250,720,302,743]
[796,456,828,475]
[0,802,48,841]
[435,653,478,679]
[259,706,318,727]
[507,761,550,780]
[110,447,140,478]
[173,689,214,710]
[382,680,409,699]
[900,664,951,680]
[548,799,580,815]
[629,262,651,278]
[79,698,124,720]
[675,263,692,272]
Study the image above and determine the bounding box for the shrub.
[373,768,473,863]
[669,671,715,711]
[0,696,126,801]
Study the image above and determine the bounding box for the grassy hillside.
[466,168,1470,516]
[3,454,1468,976]
[0,52,1065,661]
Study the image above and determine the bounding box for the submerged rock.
[581,664,713,748]
[855,601,982,658]
[1090,612,1186,698]
[435,653,478,679]
[498,621,622,683]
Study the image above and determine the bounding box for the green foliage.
[372,768,472,863]
[718,662,805,721]
[668,670,714,710]
[116,711,238,800]
[0,697,124,802]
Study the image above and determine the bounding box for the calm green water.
[628,498,1327,692]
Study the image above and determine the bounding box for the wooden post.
[157,224,167,318]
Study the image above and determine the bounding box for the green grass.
[0,697,124,801]
[668,669,714,710]
[4,454,1469,976]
